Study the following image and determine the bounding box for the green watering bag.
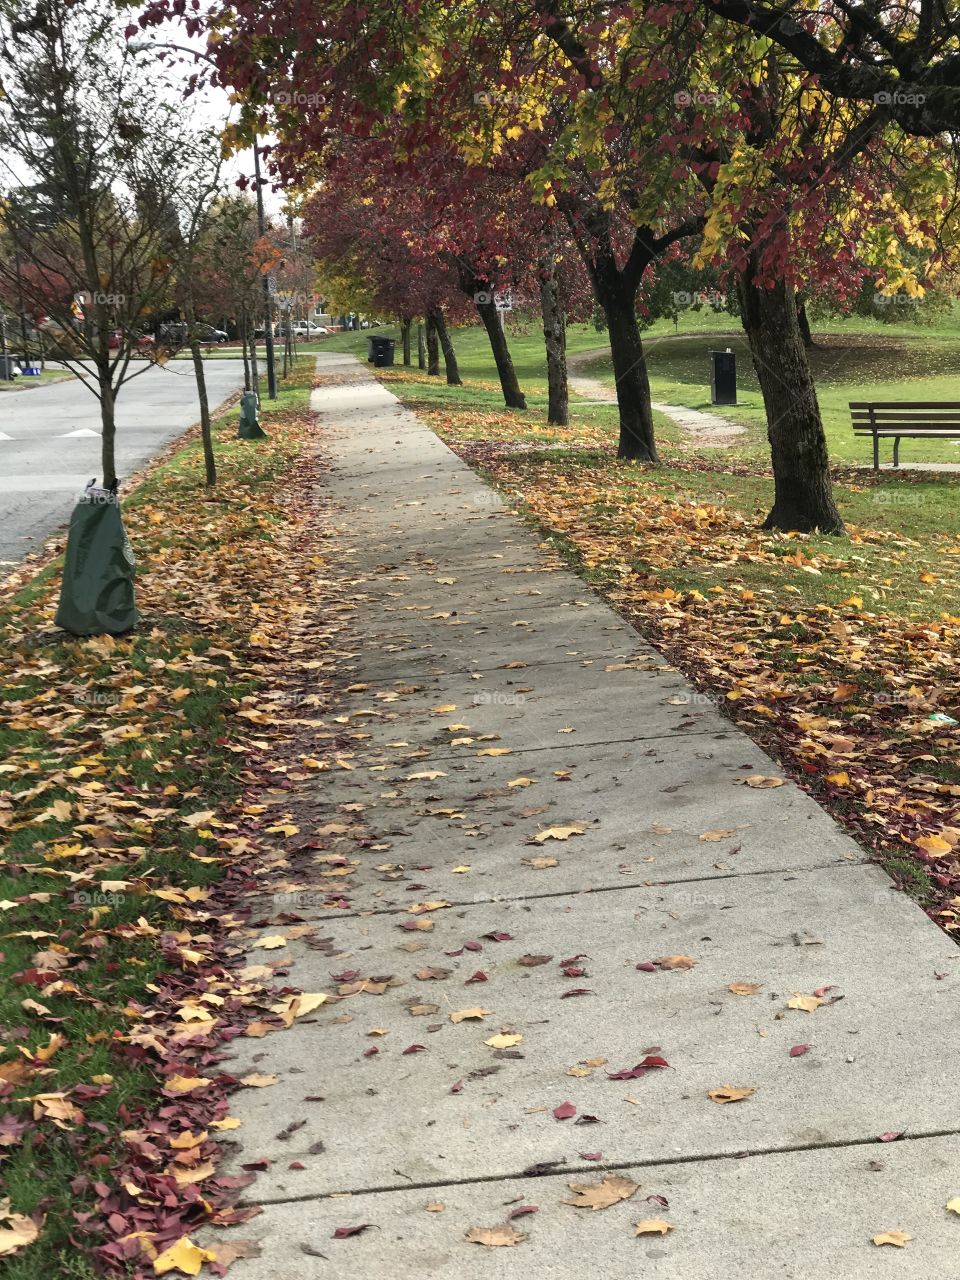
[237,390,268,439]
[54,481,138,636]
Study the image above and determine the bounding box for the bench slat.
[849,401,960,409]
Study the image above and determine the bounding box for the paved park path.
[566,349,745,446]
[216,352,960,1278]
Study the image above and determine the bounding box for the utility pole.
[252,144,277,400]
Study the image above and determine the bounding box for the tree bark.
[99,365,117,487]
[797,297,814,348]
[417,321,426,369]
[539,250,568,426]
[454,261,526,408]
[475,298,526,408]
[241,309,251,391]
[249,320,260,402]
[737,269,843,533]
[401,316,412,366]
[429,309,462,385]
[426,314,441,376]
[592,268,658,461]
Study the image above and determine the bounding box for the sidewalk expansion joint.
[240,1127,960,1208]
[253,858,867,921]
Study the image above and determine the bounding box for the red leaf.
[878,1131,903,1142]
[362,1047,379,1058]
[646,1193,669,1208]
[635,962,657,972]
[560,954,587,966]
[288,1161,305,1170]
[789,1044,812,1057]
[450,1080,463,1093]
[580,1151,602,1161]
[464,940,483,951]
[333,1224,372,1239]
[560,987,594,998]
[508,1204,539,1219]
[403,1044,426,1054]
[465,971,488,983]
[553,1101,577,1120]
[562,966,586,977]
[482,931,512,942]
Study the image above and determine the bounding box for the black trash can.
[709,349,736,405]
[370,336,395,368]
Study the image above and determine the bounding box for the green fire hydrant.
[237,390,268,439]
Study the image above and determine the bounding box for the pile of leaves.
[0,366,359,1276]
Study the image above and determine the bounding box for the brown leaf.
[727,981,762,996]
[655,954,696,970]
[634,1218,673,1236]
[707,1085,756,1104]
[562,1174,638,1211]
[465,1224,526,1247]
[871,1231,911,1248]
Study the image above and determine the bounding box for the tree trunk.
[475,298,526,409]
[99,367,117,487]
[539,251,568,426]
[188,338,216,486]
[241,307,251,390]
[184,298,216,487]
[249,320,260,402]
[797,297,814,348]
[417,322,426,370]
[737,270,843,533]
[401,317,412,366]
[592,268,657,461]
[429,309,462,385]
[426,315,441,376]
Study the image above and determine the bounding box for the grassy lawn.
[0,368,75,391]
[0,361,335,1275]
[353,313,960,930]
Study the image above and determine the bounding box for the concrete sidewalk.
[216,353,960,1277]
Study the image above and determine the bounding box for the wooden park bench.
[850,401,960,471]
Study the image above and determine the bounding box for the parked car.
[192,323,228,343]
[292,321,328,338]
[158,322,188,346]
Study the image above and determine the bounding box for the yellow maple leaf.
[153,1235,217,1275]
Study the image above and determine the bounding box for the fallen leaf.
[562,1174,638,1211]
[787,993,823,1013]
[253,935,287,950]
[239,1073,278,1088]
[871,1231,911,1248]
[530,824,587,843]
[153,1236,217,1275]
[634,1219,673,1236]
[485,1034,522,1049]
[553,1101,577,1120]
[727,981,762,996]
[449,1008,491,1023]
[465,1224,526,1247]
[655,955,696,970]
[707,1085,756,1104]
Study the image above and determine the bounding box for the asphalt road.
[0,359,244,566]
